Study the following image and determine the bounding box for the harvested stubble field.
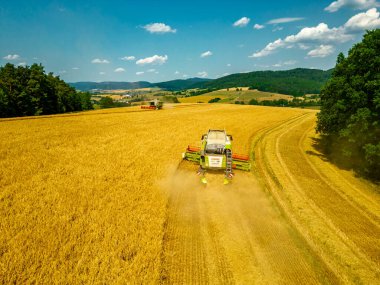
[0,104,379,284]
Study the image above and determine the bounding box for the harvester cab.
[182,130,251,185]
[141,99,163,110]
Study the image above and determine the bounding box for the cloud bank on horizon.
[1,0,379,82]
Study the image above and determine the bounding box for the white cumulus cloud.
[249,38,286,58]
[344,8,380,31]
[143,23,176,34]
[136,55,168,65]
[3,54,20,60]
[200,51,213,58]
[92,58,110,64]
[72,67,79,70]
[136,71,144,75]
[254,24,265,30]
[114,67,125,72]
[121,56,135,61]
[267,17,304,24]
[249,7,380,59]
[307,45,336,57]
[99,72,106,75]
[284,23,351,43]
[233,17,250,27]
[197,71,208,78]
[147,68,156,72]
[325,0,379,12]
[174,71,180,74]
[18,62,27,67]
[298,43,311,50]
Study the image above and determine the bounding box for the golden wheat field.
[0,104,379,284]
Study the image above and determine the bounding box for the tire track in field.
[299,123,380,228]
[254,112,380,284]
[300,124,380,226]
[278,116,380,265]
[160,113,338,284]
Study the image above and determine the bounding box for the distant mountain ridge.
[69,78,211,91]
[69,68,333,96]
[69,81,152,91]
[155,77,212,90]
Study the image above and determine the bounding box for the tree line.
[317,29,380,179]
[246,98,320,108]
[0,63,92,118]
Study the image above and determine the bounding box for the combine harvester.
[141,99,163,110]
[182,129,251,184]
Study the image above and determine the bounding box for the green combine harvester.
[182,130,251,184]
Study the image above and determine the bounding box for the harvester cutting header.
[182,130,251,184]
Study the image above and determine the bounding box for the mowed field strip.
[0,104,378,284]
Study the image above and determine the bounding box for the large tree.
[0,63,93,118]
[316,29,380,178]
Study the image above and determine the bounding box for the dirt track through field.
[160,170,335,284]
[160,111,380,284]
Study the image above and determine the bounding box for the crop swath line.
[203,218,235,284]
[160,182,209,284]
[254,112,379,283]
[277,116,380,267]
[301,124,380,224]
[299,123,380,228]
[253,113,345,284]
[236,182,323,284]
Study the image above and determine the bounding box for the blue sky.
[1,0,380,82]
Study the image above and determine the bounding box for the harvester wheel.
[197,167,207,184]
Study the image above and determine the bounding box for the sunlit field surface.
[0,104,378,284]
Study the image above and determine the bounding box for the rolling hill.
[196,68,333,96]
[69,68,333,96]
[69,78,211,91]
[69,81,152,91]
[155,77,212,90]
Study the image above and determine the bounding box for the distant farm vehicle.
[182,130,251,184]
[141,99,163,110]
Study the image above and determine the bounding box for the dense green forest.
[317,29,380,179]
[196,68,333,96]
[0,63,92,118]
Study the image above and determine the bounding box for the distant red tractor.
[141,99,163,110]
